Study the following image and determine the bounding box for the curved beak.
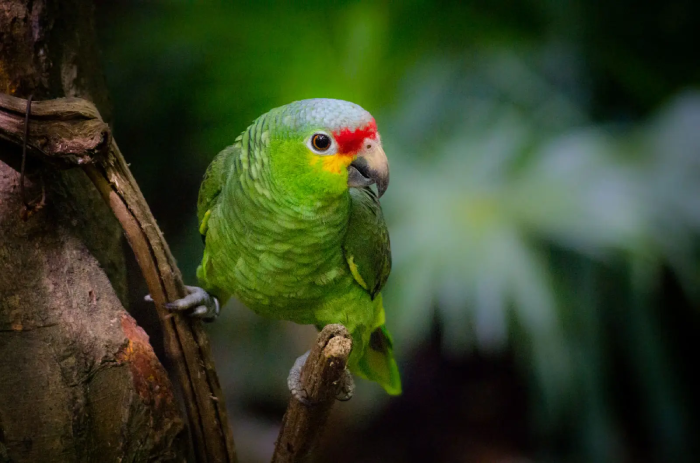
[347,139,390,197]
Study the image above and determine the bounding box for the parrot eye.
[311,133,332,152]
[306,131,337,155]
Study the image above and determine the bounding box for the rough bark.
[0,1,185,461]
[272,325,352,463]
[0,90,239,463]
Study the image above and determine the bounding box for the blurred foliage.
[96,1,700,462]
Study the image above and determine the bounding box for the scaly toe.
[288,351,315,406]
[144,286,220,321]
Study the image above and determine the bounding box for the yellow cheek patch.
[310,153,354,174]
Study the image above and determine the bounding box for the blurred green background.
[95,1,700,462]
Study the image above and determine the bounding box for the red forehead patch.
[332,119,377,154]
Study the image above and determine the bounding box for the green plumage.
[195,99,400,395]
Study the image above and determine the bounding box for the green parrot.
[164,98,400,396]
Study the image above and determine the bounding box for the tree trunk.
[0,1,185,461]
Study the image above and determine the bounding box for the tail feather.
[355,324,402,395]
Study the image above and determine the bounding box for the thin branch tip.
[323,335,352,360]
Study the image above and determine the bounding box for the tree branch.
[0,93,237,463]
[272,324,353,463]
[0,94,111,168]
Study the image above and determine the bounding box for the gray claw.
[144,285,220,322]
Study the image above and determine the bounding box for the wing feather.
[342,187,392,299]
[197,144,239,240]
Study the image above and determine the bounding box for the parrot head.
[265,99,389,201]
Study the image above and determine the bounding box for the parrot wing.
[197,144,238,240]
[342,187,392,299]
[195,143,240,304]
[343,190,400,395]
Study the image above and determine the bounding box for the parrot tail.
[355,323,402,395]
